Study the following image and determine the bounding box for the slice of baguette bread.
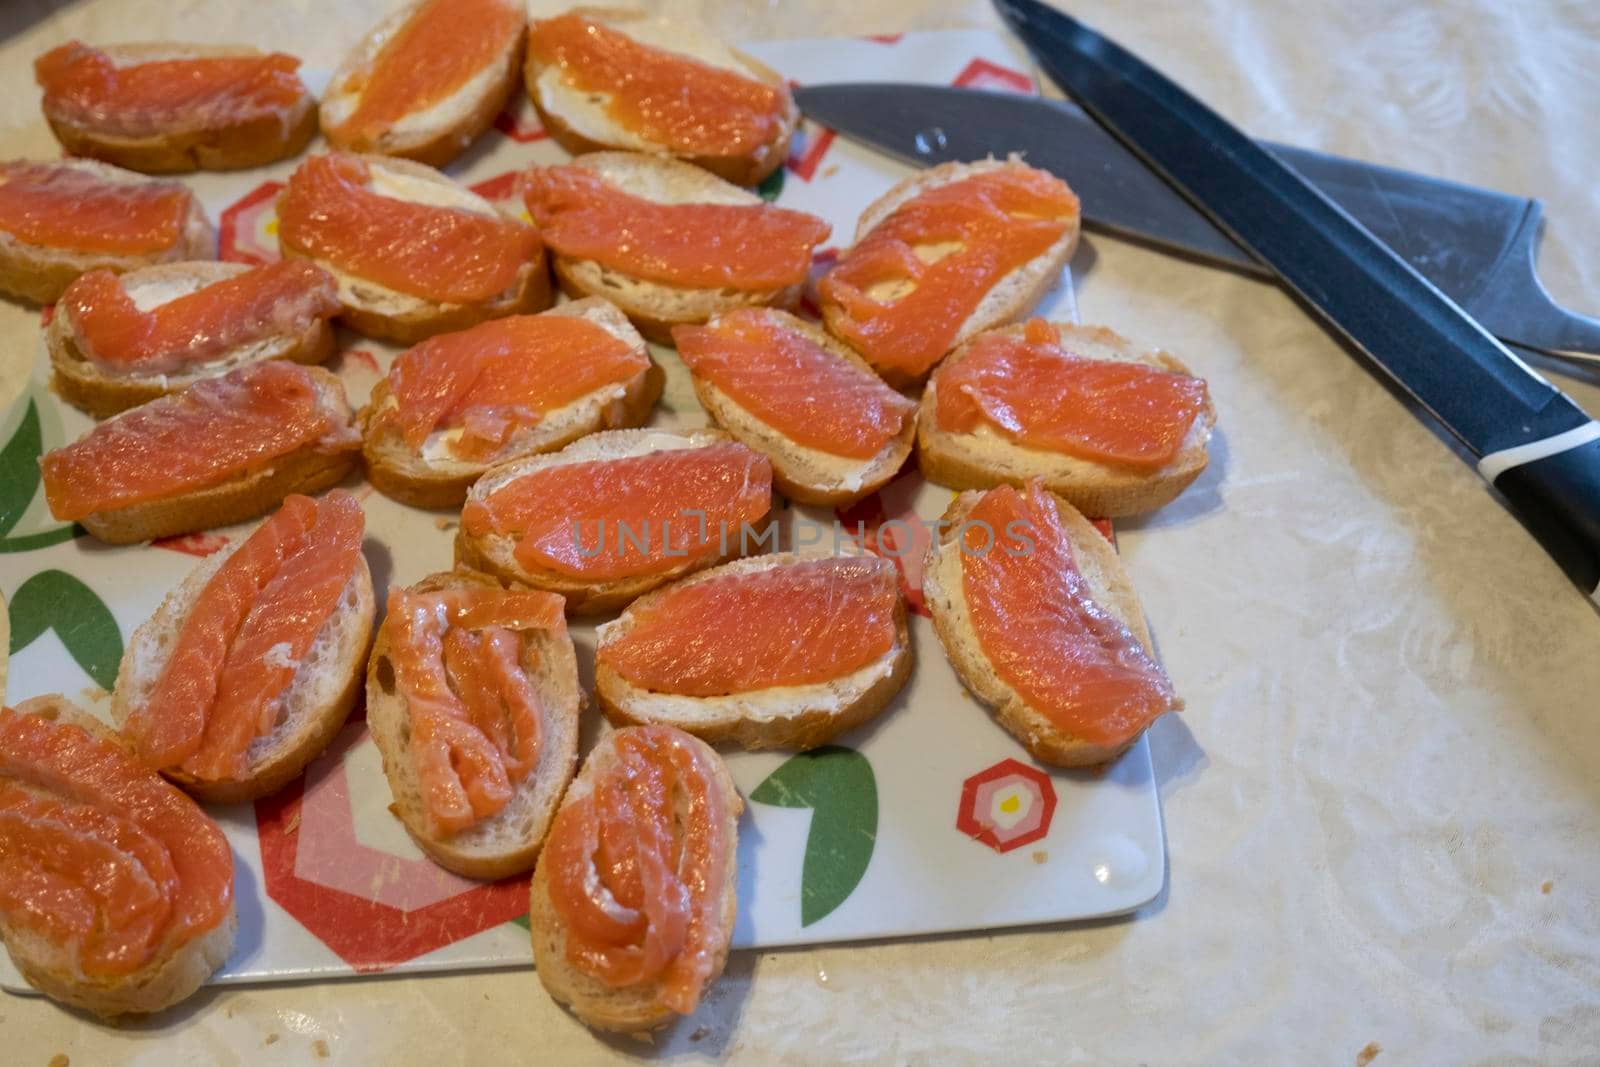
[110,533,375,803]
[361,297,662,509]
[923,488,1179,767]
[529,725,741,1034]
[455,427,772,616]
[527,9,797,187]
[0,159,215,305]
[277,154,551,346]
[1,695,239,1017]
[918,322,1215,517]
[320,1,524,168]
[365,569,581,880]
[67,366,360,546]
[681,308,915,506]
[49,260,336,418]
[821,156,1079,389]
[594,552,912,750]
[41,43,318,173]
[541,151,804,344]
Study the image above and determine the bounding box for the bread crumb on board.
[1356,1041,1381,1066]
[48,1055,69,1067]
[313,1039,330,1058]
[264,1034,280,1046]
[1542,880,1554,894]
[1031,850,1048,864]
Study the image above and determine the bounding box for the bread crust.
[43,43,318,173]
[365,569,581,880]
[0,696,238,1017]
[525,8,797,187]
[0,158,215,305]
[922,489,1180,767]
[63,365,359,545]
[48,260,336,418]
[320,2,525,168]
[594,553,912,749]
[917,321,1216,517]
[819,156,1080,389]
[359,298,663,509]
[529,726,741,1034]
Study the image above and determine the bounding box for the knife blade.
[791,83,1600,363]
[989,0,1600,597]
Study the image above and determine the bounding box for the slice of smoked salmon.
[820,162,1079,378]
[523,165,830,291]
[327,0,523,144]
[386,583,565,836]
[41,361,358,523]
[528,14,786,157]
[378,314,648,461]
[0,161,194,255]
[461,442,773,581]
[36,41,308,139]
[961,481,1176,747]
[0,705,232,978]
[673,311,915,460]
[601,557,900,696]
[936,319,1208,470]
[277,154,540,304]
[178,492,366,783]
[543,725,730,1013]
[61,261,339,376]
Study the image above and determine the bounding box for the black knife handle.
[1484,427,1600,598]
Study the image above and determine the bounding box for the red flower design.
[952,58,1033,95]
[219,180,285,266]
[152,532,230,557]
[956,758,1057,853]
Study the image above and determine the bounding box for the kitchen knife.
[790,83,1600,365]
[984,0,1600,597]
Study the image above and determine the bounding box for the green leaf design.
[758,166,786,202]
[8,569,123,690]
[509,913,530,931]
[0,398,81,552]
[751,746,877,926]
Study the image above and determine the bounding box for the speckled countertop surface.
[2,1,1599,1063]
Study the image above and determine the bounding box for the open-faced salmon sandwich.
[923,479,1181,767]
[112,491,375,803]
[321,0,525,168]
[366,569,580,880]
[596,553,911,750]
[673,308,916,506]
[0,158,213,304]
[530,724,740,1035]
[819,156,1080,389]
[361,297,661,509]
[49,259,340,417]
[0,695,236,1017]
[523,152,830,343]
[458,428,774,615]
[918,319,1215,516]
[41,361,360,545]
[277,152,549,344]
[525,8,797,186]
[35,40,317,172]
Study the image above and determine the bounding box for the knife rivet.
[913,126,949,155]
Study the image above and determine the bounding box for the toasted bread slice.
[0,158,215,304]
[58,366,360,546]
[39,43,317,173]
[320,0,525,168]
[541,151,805,344]
[1,695,238,1017]
[361,297,662,509]
[595,553,912,750]
[365,569,581,880]
[681,308,915,506]
[530,725,741,1034]
[48,260,336,418]
[110,528,375,803]
[277,154,551,345]
[526,9,797,187]
[820,156,1079,389]
[455,428,773,616]
[918,322,1215,517]
[923,488,1179,767]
